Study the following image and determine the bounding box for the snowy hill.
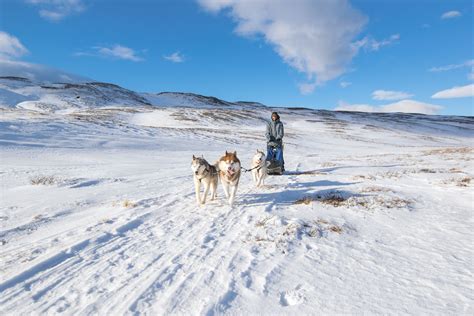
[0,59,92,84]
[0,76,268,113]
[142,91,266,109]
[0,76,151,112]
[0,76,473,314]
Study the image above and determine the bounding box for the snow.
[141,92,232,108]
[0,88,32,107]
[0,77,150,113]
[129,109,197,128]
[0,85,473,314]
[0,59,92,84]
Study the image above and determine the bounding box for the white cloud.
[429,60,473,72]
[340,81,352,88]
[76,45,144,62]
[198,0,368,94]
[335,100,442,115]
[27,0,85,22]
[381,100,442,115]
[96,45,143,62]
[335,101,374,113]
[441,11,461,19]
[164,52,185,63]
[355,34,400,52]
[431,84,474,99]
[298,82,318,95]
[372,89,413,101]
[0,31,29,60]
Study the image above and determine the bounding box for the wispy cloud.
[340,81,352,88]
[335,101,374,113]
[372,89,413,101]
[441,11,461,19]
[431,84,474,99]
[0,31,29,60]
[336,100,442,115]
[429,60,473,72]
[163,51,185,63]
[96,45,143,62]
[75,45,144,62]
[27,0,86,22]
[354,34,400,52]
[198,0,368,94]
[370,34,400,51]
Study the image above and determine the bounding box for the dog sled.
[266,142,284,175]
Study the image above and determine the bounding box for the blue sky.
[1,0,473,115]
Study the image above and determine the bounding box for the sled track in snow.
[0,179,278,314]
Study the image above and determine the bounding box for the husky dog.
[191,155,218,205]
[218,151,241,206]
[251,150,267,187]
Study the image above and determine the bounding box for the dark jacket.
[266,119,284,145]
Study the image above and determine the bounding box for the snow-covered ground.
[1,78,473,314]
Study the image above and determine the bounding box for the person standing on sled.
[266,111,285,173]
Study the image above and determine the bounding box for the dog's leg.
[262,170,266,186]
[252,170,257,184]
[229,186,234,206]
[202,181,210,204]
[255,171,261,188]
[222,181,230,199]
[194,178,202,205]
[229,183,238,206]
[210,179,217,200]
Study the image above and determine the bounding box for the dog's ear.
[201,154,204,158]
[225,150,228,155]
[192,155,195,159]
[233,151,237,156]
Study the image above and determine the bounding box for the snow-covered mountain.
[0,59,92,84]
[0,75,268,113]
[0,76,151,112]
[142,91,265,109]
[0,73,473,314]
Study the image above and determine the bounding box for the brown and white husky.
[191,155,218,205]
[218,151,241,206]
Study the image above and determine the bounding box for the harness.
[241,165,262,173]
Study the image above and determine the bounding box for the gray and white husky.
[251,150,267,187]
[191,155,218,205]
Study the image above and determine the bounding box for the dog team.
[191,111,284,207]
[191,150,267,207]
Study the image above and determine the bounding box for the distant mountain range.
[0,60,267,112]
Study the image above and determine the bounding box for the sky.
[1,0,473,116]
